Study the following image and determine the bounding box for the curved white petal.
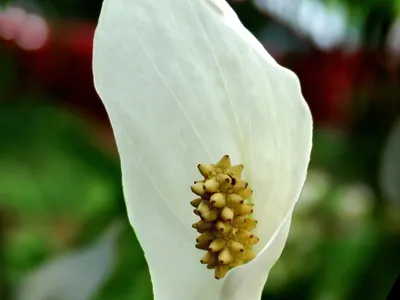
[220,217,292,300]
[380,120,400,205]
[93,1,312,300]
[14,221,123,300]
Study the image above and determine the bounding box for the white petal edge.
[220,216,292,300]
[93,1,312,300]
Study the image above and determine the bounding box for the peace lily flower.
[93,0,312,299]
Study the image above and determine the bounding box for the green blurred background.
[0,0,399,299]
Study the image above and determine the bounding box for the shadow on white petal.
[221,218,292,300]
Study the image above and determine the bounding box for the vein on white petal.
[167,0,208,90]
[115,110,193,240]
[257,69,305,251]
[189,0,247,162]
[129,20,213,162]
[257,65,292,217]
[167,0,180,40]
[231,36,250,170]
[260,203,295,256]
[247,118,254,186]
[254,57,280,217]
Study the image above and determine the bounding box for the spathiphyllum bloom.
[93,1,313,300]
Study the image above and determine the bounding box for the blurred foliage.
[265,127,400,300]
[0,99,123,295]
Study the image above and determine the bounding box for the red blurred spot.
[0,7,49,50]
[15,14,49,50]
[0,7,27,40]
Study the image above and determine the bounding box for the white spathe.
[93,1,313,300]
